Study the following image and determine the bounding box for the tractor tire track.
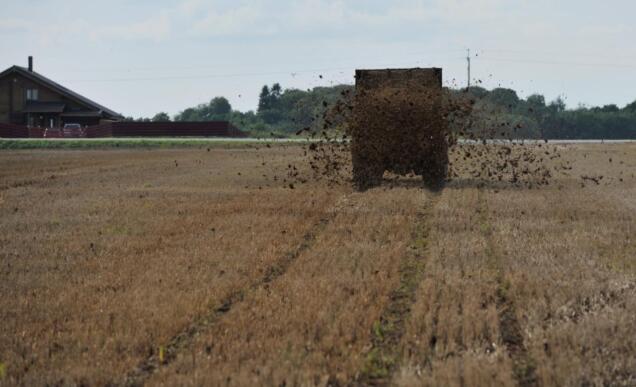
[354,191,440,386]
[420,286,443,372]
[477,189,538,387]
[120,204,340,387]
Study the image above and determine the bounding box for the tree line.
[463,86,636,139]
[129,84,636,139]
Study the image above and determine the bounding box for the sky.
[1,0,635,118]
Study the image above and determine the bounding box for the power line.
[56,48,636,85]
[62,57,467,83]
[477,56,636,69]
[48,48,468,74]
[479,48,636,62]
[65,67,351,83]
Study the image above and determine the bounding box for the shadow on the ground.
[364,177,549,192]
[445,178,542,191]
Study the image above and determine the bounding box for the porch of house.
[21,102,103,129]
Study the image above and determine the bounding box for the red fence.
[85,124,113,138]
[0,123,29,138]
[0,121,248,138]
[28,127,45,138]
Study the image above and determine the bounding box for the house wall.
[0,72,91,125]
[61,117,101,127]
[0,77,11,123]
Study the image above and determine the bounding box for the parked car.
[43,127,63,138]
[62,123,86,138]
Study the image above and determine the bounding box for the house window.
[26,89,39,101]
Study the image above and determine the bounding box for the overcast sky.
[1,0,635,118]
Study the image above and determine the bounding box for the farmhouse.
[0,57,123,128]
[0,57,248,138]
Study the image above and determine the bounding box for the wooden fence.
[85,124,113,138]
[0,123,29,138]
[0,121,248,138]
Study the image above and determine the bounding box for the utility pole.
[466,48,471,90]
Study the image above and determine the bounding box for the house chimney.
[28,56,33,72]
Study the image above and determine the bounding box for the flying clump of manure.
[295,68,458,190]
[266,68,626,190]
[296,68,460,189]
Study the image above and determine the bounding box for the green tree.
[598,104,619,113]
[174,107,200,121]
[466,86,489,99]
[487,88,520,109]
[258,85,271,112]
[547,97,566,114]
[526,94,546,110]
[258,83,286,124]
[624,100,636,113]
[152,112,171,122]
[170,83,636,139]
[209,97,232,116]
[271,83,282,100]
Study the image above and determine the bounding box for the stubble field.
[0,143,634,386]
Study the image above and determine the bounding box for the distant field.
[1,137,634,151]
[0,137,310,150]
[0,144,634,386]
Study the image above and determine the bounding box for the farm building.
[0,57,123,128]
[0,57,248,138]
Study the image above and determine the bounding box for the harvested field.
[0,143,635,386]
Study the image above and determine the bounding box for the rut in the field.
[478,190,538,387]
[120,210,338,386]
[353,192,439,385]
